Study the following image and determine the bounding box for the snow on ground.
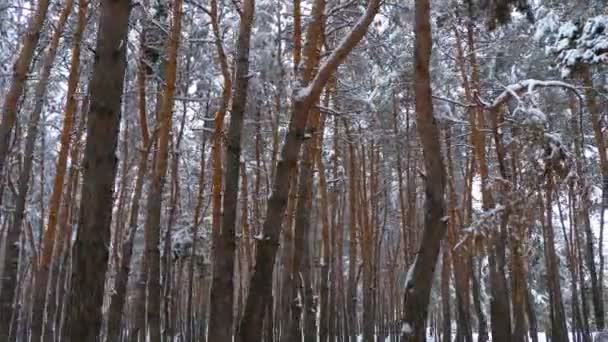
[357,331,604,341]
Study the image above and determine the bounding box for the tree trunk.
[106,142,153,342]
[316,115,332,342]
[141,1,182,340]
[288,65,324,341]
[441,246,451,342]
[105,25,153,341]
[207,0,254,338]
[581,68,605,331]
[541,172,569,342]
[0,0,50,185]
[31,2,87,340]
[346,133,359,342]
[66,0,131,340]
[237,1,380,339]
[401,0,447,340]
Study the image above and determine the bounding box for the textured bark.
[105,28,152,339]
[286,11,324,339]
[0,1,72,339]
[279,175,298,342]
[66,0,131,340]
[401,0,447,340]
[207,0,252,338]
[140,1,182,340]
[287,115,318,342]
[31,2,87,340]
[237,1,380,340]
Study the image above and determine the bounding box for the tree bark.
[65,0,131,340]
[286,20,324,340]
[105,23,153,341]
[401,0,447,340]
[207,0,253,339]
[140,1,182,340]
[581,67,605,331]
[346,129,358,342]
[541,171,569,342]
[441,246,451,342]
[31,2,87,340]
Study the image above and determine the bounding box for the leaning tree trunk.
[401,0,447,340]
[0,0,50,186]
[31,2,88,340]
[237,1,380,340]
[65,0,132,340]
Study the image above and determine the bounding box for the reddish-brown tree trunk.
[0,0,50,183]
[401,0,447,340]
[30,2,88,340]
[141,1,182,340]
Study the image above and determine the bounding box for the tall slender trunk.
[346,134,359,342]
[317,115,331,342]
[279,174,298,342]
[162,91,188,342]
[66,0,132,340]
[0,1,72,339]
[441,246,451,342]
[47,101,87,342]
[106,141,154,342]
[105,26,152,341]
[31,2,88,340]
[581,67,605,331]
[445,127,472,342]
[186,106,208,342]
[207,0,254,338]
[287,30,324,338]
[141,1,183,340]
[0,0,50,183]
[541,172,569,342]
[401,0,447,340]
